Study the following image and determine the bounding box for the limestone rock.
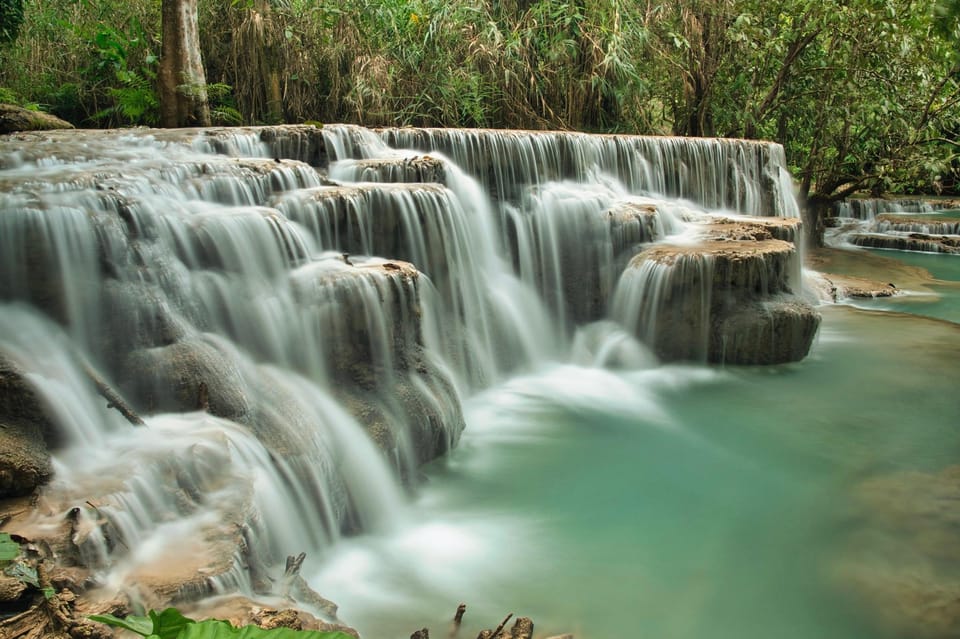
[874,214,960,236]
[711,298,820,365]
[606,201,665,253]
[0,104,74,134]
[850,232,960,254]
[0,421,53,498]
[120,334,252,420]
[817,273,899,302]
[336,357,465,474]
[334,155,446,184]
[183,595,360,637]
[0,357,55,496]
[615,239,818,364]
[290,258,423,378]
[703,215,803,244]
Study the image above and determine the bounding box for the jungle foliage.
[0,0,958,201]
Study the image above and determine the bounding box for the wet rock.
[0,421,53,498]
[336,357,465,475]
[0,357,56,434]
[277,183,455,276]
[615,239,818,364]
[874,214,960,236]
[99,281,189,361]
[849,232,960,254]
[290,258,423,377]
[0,358,55,496]
[182,595,359,637]
[0,104,74,134]
[334,155,446,184]
[703,215,803,244]
[120,334,252,420]
[150,124,328,166]
[0,574,28,602]
[711,298,820,365]
[816,273,899,302]
[606,201,665,253]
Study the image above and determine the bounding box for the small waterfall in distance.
[0,124,808,621]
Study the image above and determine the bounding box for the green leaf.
[0,533,20,562]
[4,562,39,587]
[149,607,196,639]
[89,613,155,637]
[42,587,56,600]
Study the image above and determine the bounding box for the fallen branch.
[80,362,144,426]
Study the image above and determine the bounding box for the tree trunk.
[159,0,211,127]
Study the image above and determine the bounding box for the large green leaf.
[179,620,355,639]
[0,533,20,562]
[88,613,155,637]
[150,607,196,639]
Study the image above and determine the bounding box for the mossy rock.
[0,104,73,134]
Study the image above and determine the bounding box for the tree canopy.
[0,0,957,201]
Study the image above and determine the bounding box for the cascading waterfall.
[0,123,812,629]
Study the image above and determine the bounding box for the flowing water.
[1,126,958,639]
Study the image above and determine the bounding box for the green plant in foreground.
[0,531,55,600]
[90,607,355,639]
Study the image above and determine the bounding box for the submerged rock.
[835,466,960,639]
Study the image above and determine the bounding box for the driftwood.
[448,603,466,638]
[279,552,338,620]
[475,614,536,639]
[80,362,144,426]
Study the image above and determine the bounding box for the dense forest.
[1,0,959,207]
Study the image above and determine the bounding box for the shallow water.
[311,251,960,639]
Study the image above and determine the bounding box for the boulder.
[335,357,465,475]
[0,357,55,497]
[0,421,53,498]
[606,201,666,254]
[120,334,253,420]
[0,104,74,135]
[711,298,820,365]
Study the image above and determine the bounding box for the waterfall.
[0,124,812,620]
